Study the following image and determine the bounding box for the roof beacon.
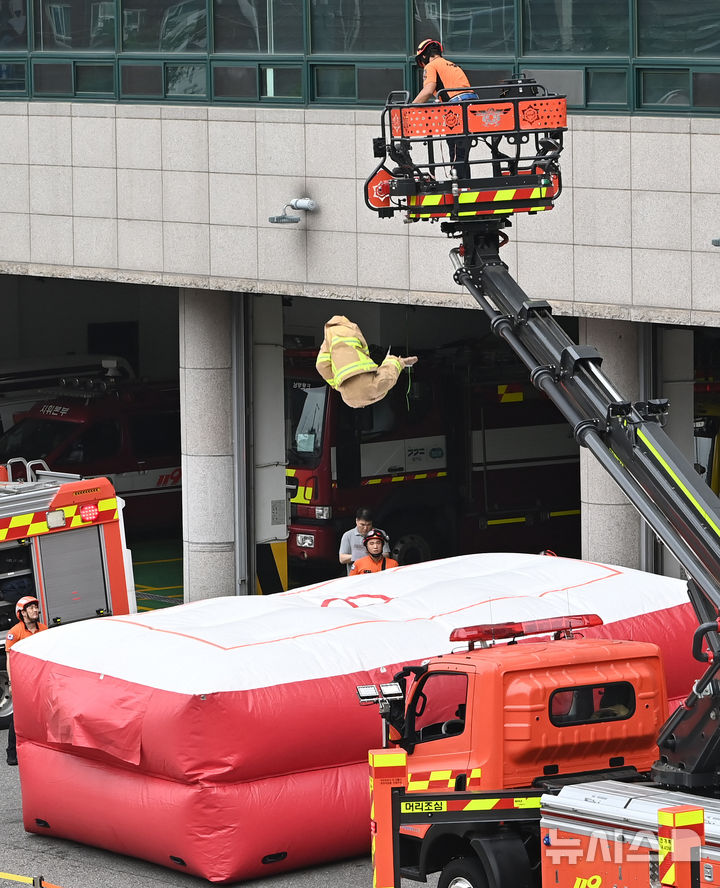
[450,613,603,649]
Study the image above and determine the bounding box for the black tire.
[438,857,488,888]
[390,529,433,565]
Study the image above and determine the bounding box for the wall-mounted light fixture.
[268,197,318,224]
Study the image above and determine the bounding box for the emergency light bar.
[450,613,603,646]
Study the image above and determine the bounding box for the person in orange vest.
[350,529,399,575]
[5,596,47,766]
[412,38,477,179]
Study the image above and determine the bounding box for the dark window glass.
[261,66,301,98]
[0,417,79,462]
[0,0,27,48]
[638,0,720,58]
[33,61,72,93]
[693,72,720,108]
[523,68,584,105]
[640,69,689,106]
[414,0,515,56]
[121,63,163,96]
[314,65,354,99]
[284,378,327,466]
[409,672,468,744]
[0,62,25,92]
[34,0,116,50]
[60,420,122,466]
[587,69,627,104]
[522,0,628,55]
[310,0,405,53]
[213,0,303,52]
[357,67,404,101]
[75,62,114,93]
[121,0,206,51]
[550,682,635,726]
[130,412,180,460]
[213,64,257,98]
[166,62,206,95]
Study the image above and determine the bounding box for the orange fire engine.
[0,458,135,728]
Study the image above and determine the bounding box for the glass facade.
[0,0,717,111]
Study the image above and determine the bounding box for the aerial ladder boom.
[365,76,720,792]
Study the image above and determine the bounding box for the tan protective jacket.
[316,316,405,409]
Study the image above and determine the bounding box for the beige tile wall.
[0,101,718,327]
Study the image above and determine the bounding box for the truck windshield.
[285,378,327,467]
[0,417,80,463]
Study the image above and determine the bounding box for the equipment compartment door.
[38,526,109,624]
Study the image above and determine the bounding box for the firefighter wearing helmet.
[349,529,399,575]
[5,595,47,766]
[412,38,477,179]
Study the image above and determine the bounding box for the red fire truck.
[0,458,136,728]
[285,344,580,573]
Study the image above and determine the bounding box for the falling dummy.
[316,316,418,409]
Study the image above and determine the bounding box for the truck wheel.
[439,857,488,888]
[390,530,432,565]
[0,664,11,730]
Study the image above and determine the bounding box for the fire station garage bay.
[0,1,719,600]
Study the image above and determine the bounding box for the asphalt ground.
[0,752,373,888]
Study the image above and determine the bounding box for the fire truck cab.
[0,380,181,534]
[285,346,580,572]
[0,458,135,728]
[364,616,667,888]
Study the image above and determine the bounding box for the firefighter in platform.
[316,315,417,409]
[350,529,398,575]
[5,596,47,766]
[412,39,477,179]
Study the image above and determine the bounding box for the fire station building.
[0,1,718,598]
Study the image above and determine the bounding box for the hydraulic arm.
[365,77,720,792]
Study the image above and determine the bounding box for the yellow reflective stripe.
[332,337,364,348]
[494,189,516,202]
[369,751,406,768]
[334,358,378,385]
[638,428,720,539]
[0,875,34,885]
[463,798,500,811]
[458,191,480,203]
[487,516,526,525]
[550,509,581,517]
[661,864,676,885]
[317,351,331,361]
[514,796,542,808]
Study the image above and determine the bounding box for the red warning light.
[80,503,100,522]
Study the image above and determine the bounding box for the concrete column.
[579,317,642,568]
[180,288,237,601]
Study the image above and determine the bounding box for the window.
[408,671,468,743]
[310,0,406,54]
[130,412,180,460]
[61,419,122,465]
[285,378,327,466]
[0,0,28,49]
[34,0,117,50]
[414,0,515,56]
[0,417,79,462]
[550,681,635,726]
[120,0,206,51]
[213,0,303,53]
[522,0,628,56]
[637,0,720,58]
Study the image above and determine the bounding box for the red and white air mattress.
[12,553,700,883]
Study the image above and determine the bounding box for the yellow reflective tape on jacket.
[334,357,379,386]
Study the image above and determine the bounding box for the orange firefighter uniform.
[349,554,399,575]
